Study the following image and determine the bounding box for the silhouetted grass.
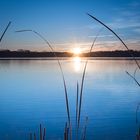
[87,13,140,70]
[64,122,69,140]
[4,13,139,140]
[76,81,79,126]
[34,133,36,140]
[136,103,140,124]
[125,67,140,87]
[16,27,102,140]
[15,30,71,129]
[136,102,140,140]
[0,21,11,43]
[16,30,73,140]
[29,124,46,140]
[126,71,140,87]
[86,14,140,140]
[81,117,88,140]
[77,29,102,129]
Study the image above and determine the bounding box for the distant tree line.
[0,49,140,57]
[88,50,140,57]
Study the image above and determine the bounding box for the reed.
[75,82,79,140]
[0,21,11,43]
[126,63,140,138]
[86,16,140,140]
[15,30,71,128]
[34,133,36,140]
[64,123,67,140]
[64,130,67,140]
[76,81,79,126]
[14,13,140,140]
[43,127,46,140]
[81,117,88,140]
[28,124,46,140]
[136,126,140,140]
[125,66,140,87]
[87,13,140,70]
[136,103,140,124]
[77,29,101,128]
[126,71,140,87]
[30,133,32,140]
[64,122,69,140]
[40,124,42,140]
[134,68,139,78]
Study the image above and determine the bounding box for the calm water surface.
[0,58,140,140]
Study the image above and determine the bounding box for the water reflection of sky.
[0,59,140,140]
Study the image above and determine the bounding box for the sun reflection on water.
[73,56,82,72]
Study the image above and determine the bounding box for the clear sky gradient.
[0,0,140,52]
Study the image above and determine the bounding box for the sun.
[73,47,81,55]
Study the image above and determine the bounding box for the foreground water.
[0,58,140,140]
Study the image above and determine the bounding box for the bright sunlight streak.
[72,46,81,56]
[73,56,81,72]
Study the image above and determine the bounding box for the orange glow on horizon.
[73,48,81,55]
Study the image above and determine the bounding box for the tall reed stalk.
[76,81,79,125]
[86,13,140,140]
[136,103,140,140]
[81,117,88,140]
[125,65,140,87]
[40,124,42,140]
[0,21,11,43]
[87,13,140,70]
[126,71,140,87]
[15,30,71,128]
[34,133,36,140]
[64,122,69,140]
[77,29,102,128]
[75,81,79,140]
[136,103,140,124]
[29,124,45,140]
[30,133,32,140]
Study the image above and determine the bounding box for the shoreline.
[0,57,140,60]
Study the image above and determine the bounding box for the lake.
[0,57,140,140]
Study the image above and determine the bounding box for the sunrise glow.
[72,47,81,56]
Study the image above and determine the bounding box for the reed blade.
[43,128,46,140]
[126,71,140,87]
[136,103,140,124]
[65,122,68,139]
[77,30,101,128]
[81,117,88,140]
[134,67,139,79]
[15,29,71,127]
[87,13,140,70]
[34,133,36,140]
[0,21,11,43]
[76,81,79,125]
[40,124,42,140]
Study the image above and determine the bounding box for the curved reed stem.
[136,103,140,124]
[87,13,140,70]
[81,117,88,140]
[0,21,11,43]
[76,81,79,125]
[87,14,140,140]
[15,30,71,127]
[77,29,102,128]
[126,71,140,87]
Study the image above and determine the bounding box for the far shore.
[0,57,140,60]
[0,49,140,61]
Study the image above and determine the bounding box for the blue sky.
[0,0,140,51]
